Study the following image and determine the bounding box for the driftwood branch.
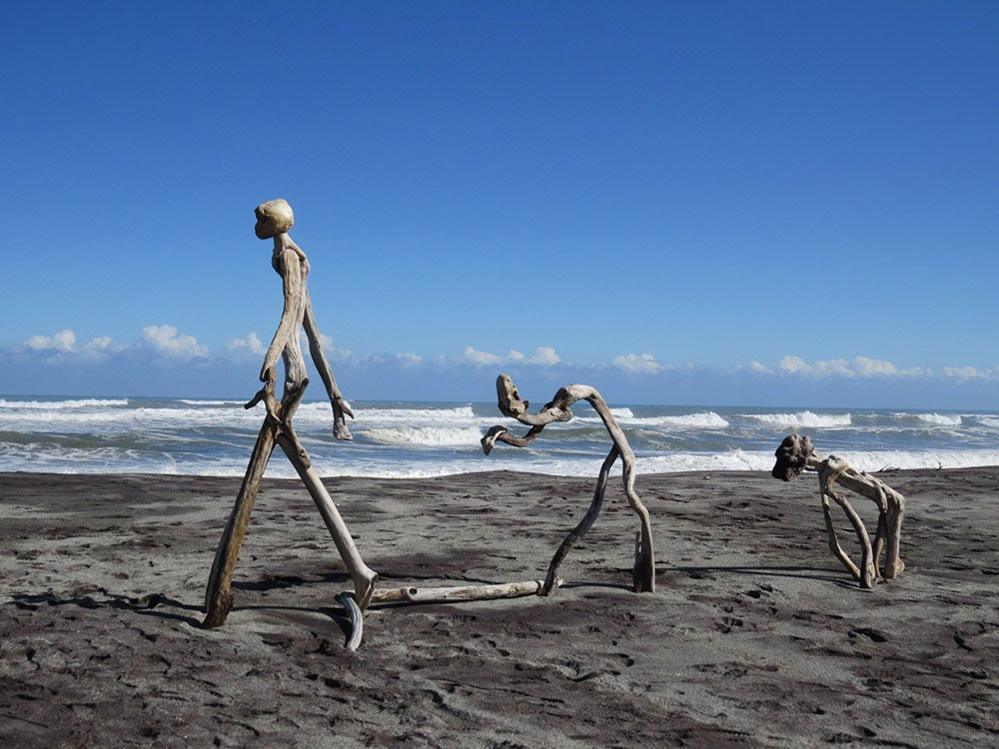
[369,578,559,605]
[772,434,906,589]
[481,374,656,594]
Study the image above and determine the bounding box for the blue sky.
[1,2,997,407]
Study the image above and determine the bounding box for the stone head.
[254,198,295,239]
[772,433,814,481]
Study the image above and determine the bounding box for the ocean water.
[0,396,997,478]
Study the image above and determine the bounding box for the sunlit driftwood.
[482,374,656,595]
[772,434,906,589]
[203,199,375,633]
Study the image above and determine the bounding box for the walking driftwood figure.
[772,434,905,589]
[481,374,656,594]
[202,198,377,631]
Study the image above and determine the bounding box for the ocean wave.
[178,399,246,406]
[352,405,478,423]
[0,398,129,409]
[893,412,963,427]
[364,426,483,447]
[3,441,998,478]
[624,411,730,429]
[744,411,852,429]
[973,415,999,430]
[0,402,486,432]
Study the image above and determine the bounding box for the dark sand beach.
[1,468,997,747]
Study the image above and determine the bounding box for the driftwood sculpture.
[772,434,905,589]
[481,374,656,594]
[203,200,554,651]
[203,198,377,631]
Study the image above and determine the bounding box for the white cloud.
[942,365,998,381]
[396,352,422,367]
[22,329,119,358]
[613,352,665,374]
[529,346,561,366]
[142,324,208,359]
[749,360,771,374]
[778,355,928,379]
[462,346,504,365]
[26,329,77,352]
[84,336,113,352]
[461,346,561,367]
[227,332,265,356]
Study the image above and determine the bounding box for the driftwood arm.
[303,292,354,440]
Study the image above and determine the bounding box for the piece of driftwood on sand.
[772,434,905,589]
[203,200,563,652]
[481,374,656,595]
[202,199,377,634]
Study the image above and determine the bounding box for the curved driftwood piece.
[203,199,373,631]
[772,434,906,589]
[481,374,656,594]
[336,592,364,652]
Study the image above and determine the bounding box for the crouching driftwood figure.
[481,374,656,595]
[203,198,377,631]
[772,434,905,589]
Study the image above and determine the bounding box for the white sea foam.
[624,411,730,429]
[352,405,478,423]
[639,448,999,474]
[364,426,483,447]
[4,445,995,478]
[908,413,963,427]
[0,398,129,409]
[973,415,999,430]
[744,411,852,429]
[178,399,246,406]
[0,402,486,433]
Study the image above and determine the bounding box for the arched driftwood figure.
[202,198,377,633]
[772,434,905,589]
[481,374,656,595]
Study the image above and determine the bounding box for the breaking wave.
[0,398,129,409]
[744,411,852,429]
[364,426,483,447]
[906,413,962,427]
[624,411,729,429]
[2,397,996,478]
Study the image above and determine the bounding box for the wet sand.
[1,468,997,747]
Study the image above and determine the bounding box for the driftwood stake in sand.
[481,374,656,594]
[772,434,906,589]
[203,199,376,632]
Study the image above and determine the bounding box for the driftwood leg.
[276,429,378,609]
[828,490,876,589]
[203,420,278,628]
[872,511,888,578]
[883,498,905,579]
[821,494,861,581]
[543,447,618,595]
[622,457,655,592]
